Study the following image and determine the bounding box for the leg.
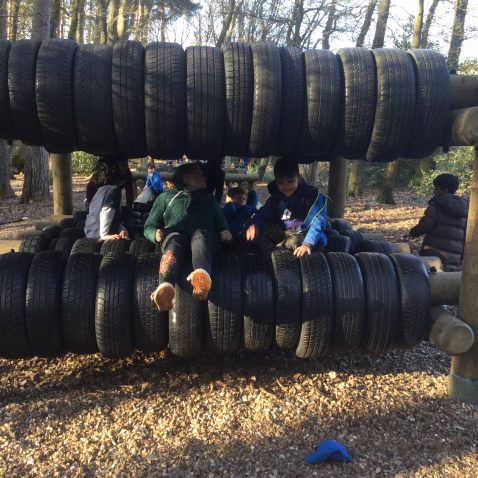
[188,229,216,300]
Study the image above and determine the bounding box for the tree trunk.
[321,0,337,50]
[0,140,15,199]
[376,161,397,204]
[117,0,132,40]
[371,0,390,49]
[50,0,61,37]
[257,157,270,181]
[96,0,108,44]
[68,0,79,40]
[421,0,441,47]
[328,157,347,218]
[76,0,86,43]
[11,0,20,40]
[216,0,236,48]
[356,0,377,47]
[50,153,73,214]
[447,0,468,71]
[107,0,120,45]
[412,0,424,48]
[347,161,365,196]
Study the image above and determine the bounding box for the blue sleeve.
[152,172,163,194]
[223,202,237,227]
[253,198,275,228]
[145,175,152,188]
[304,196,328,247]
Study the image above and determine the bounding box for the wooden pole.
[446,107,478,147]
[50,153,73,215]
[450,75,478,110]
[327,157,347,218]
[429,272,461,305]
[449,146,478,403]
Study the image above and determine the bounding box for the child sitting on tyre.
[145,163,232,311]
[246,157,328,257]
[223,187,257,238]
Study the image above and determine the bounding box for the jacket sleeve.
[145,175,152,188]
[223,202,236,228]
[144,194,167,243]
[252,198,275,228]
[410,203,438,238]
[212,198,228,231]
[152,172,164,193]
[303,196,328,247]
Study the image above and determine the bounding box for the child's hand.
[220,230,233,242]
[119,229,129,240]
[246,224,257,241]
[294,244,312,257]
[104,234,120,240]
[155,229,163,243]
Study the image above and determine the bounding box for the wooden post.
[429,272,461,305]
[450,75,478,110]
[449,146,478,403]
[446,107,478,147]
[327,157,347,218]
[50,153,73,215]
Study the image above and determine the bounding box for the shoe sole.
[191,271,211,301]
[153,286,175,311]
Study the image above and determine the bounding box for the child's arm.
[212,198,228,232]
[152,171,164,194]
[222,202,237,227]
[302,195,328,248]
[144,194,167,243]
[410,203,438,238]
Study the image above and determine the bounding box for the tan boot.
[150,282,175,311]
[187,268,212,301]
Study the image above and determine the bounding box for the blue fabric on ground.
[304,440,352,464]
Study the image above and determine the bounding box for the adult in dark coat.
[410,173,468,271]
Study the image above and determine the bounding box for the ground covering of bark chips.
[0,179,477,477]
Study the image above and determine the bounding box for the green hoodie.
[144,188,228,244]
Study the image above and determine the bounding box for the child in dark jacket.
[246,157,328,257]
[409,173,468,271]
[223,187,256,237]
[145,163,232,311]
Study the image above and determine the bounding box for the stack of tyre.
[0,39,449,161]
[0,248,430,360]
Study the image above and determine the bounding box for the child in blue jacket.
[223,187,257,237]
[145,162,164,196]
[246,157,327,257]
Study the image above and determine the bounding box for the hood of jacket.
[267,179,317,201]
[431,193,468,219]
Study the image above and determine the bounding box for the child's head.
[274,157,300,198]
[91,161,118,187]
[227,187,247,206]
[147,162,156,175]
[433,174,459,194]
[173,163,206,191]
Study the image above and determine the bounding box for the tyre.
[206,253,243,354]
[355,239,392,254]
[25,250,65,357]
[52,237,76,256]
[271,250,301,350]
[341,230,364,252]
[329,218,352,233]
[389,253,431,348]
[8,40,43,145]
[186,46,225,159]
[96,252,135,358]
[112,40,147,157]
[70,238,102,254]
[274,46,305,155]
[223,42,253,156]
[61,253,101,354]
[334,48,376,158]
[73,44,118,155]
[0,40,14,140]
[36,39,77,153]
[133,253,168,352]
[296,253,333,359]
[326,235,352,253]
[145,42,186,158]
[59,217,76,229]
[73,210,88,225]
[0,252,33,358]
[242,253,275,352]
[19,234,49,254]
[249,41,281,156]
[40,224,62,242]
[129,238,155,257]
[298,49,342,155]
[100,238,131,255]
[169,269,205,358]
[366,49,416,162]
[326,252,365,352]
[404,49,450,158]
[59,227,85,240]
[356,252,399,355]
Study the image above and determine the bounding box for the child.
[145,163,232,311]
[246,157,327,257]
[144,161,164,196]
[409,173,468,271]
[223,187,257,237]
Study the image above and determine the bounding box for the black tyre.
[0,252,33,358]
[206,253,243,354]
[341,230,364,252]
[271,250,301,350]
[112,40,147,157]
[356,252,400,355]
[298,49,342,155]
[40,224,62,242]
[36,39,77,152]
[52,237,76,256]
[327,252,365,352]
[100,238,131,255]
[25,251,65,357]
[249,41,281,156]
[73,210,88,225]
[96,252,135,358]
[334,48,376,158]
[0,40,14,140]
[404,49,450,158]
[70,238,102,254]
[8,40,43,145]
[169,270,205,358]
[129,238,155,257]
[366,49,416,162]
[274,46,305,155]
[145,42,186,158]
[223,42,253,156]
[389,253,431,348]
[329,218,352,233]
[186,46,225,159]
[355,239,392,254]
[326,235,352,253]
[74,44,117,155]
[61,253,101,354]
[242,254,275,352]
[19,234,49,254]
[296,253,333,359]
[133,253,168,352]
[59,227,85,240]
[59,217,76,229]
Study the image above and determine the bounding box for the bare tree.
[447,0,468,71]
[421,0,441,47]
[371,0,390,49]
[412,0,424,48]
[96,0,108,44]
[355,0,377,47]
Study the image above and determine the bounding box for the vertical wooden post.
[327,156,347,218]
[50,153,73,215]
[449,146,478,403]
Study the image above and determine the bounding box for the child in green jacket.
[145,163,232,311]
